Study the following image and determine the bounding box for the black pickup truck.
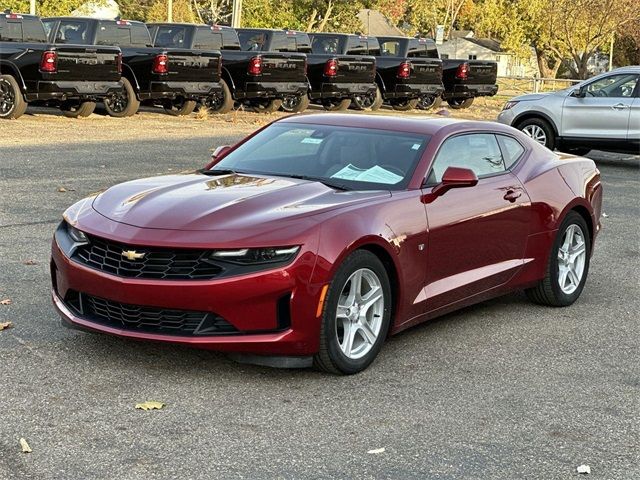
[148,23,308,113]
[0,12,121,119]
[440,59,498,109]
[376,36,443,111]
[237,28,376,112]
[44,17,223,117]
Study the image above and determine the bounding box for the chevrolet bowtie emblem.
[121,250,145,261]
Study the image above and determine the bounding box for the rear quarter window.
[497,135,526,168]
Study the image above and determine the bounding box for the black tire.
[252,99,282,113]
[416,94,442,111]
[314,250,392,375]
[323,98,351,111]
[447,97,474,109]
[205,80,234,114]
[163,97,196,116]
[104,77,139,117]
[391,98,419,111]
[516,117,556,150]
[525,211,591,307]
[351,86,383,111]
[281,94,310,113]
[61,101,96,118]
[0,75,28,119]
[566,147,591,156]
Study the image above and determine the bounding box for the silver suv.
[497,66,639,155]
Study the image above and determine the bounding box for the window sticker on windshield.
[331,164,403,184]
[301,138,323,144]
[411,143,421,150]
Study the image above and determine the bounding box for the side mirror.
[571,86,587,98]
[211,145,231,161]
[423,167,478,203]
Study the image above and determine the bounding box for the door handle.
[504,190,522,202]
[612,103,630,110]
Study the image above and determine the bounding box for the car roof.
[612,65,640,73]
[277,113,516,137]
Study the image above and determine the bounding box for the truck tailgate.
[467,61,497,84]
[166,49,221,82]
[257,53,307,82]
[54,45,121,82]
[406,58,442,85]
[333,55,376,83]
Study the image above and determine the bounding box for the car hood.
[91,173,389,231]
[512,89,571,102]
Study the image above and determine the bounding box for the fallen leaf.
[577,465,591,474]
[135,401,165,411]
[0,322,13,331]
[602,212,609,218]
[23,259,38,265]
[20,438,31,453]
[57,187,75,193]
[0,299,11,305]
[367,447,385,454]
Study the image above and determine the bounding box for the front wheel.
[314,250,392,375]
[446,97,474,109]
[281,94,310,113]
[526,211,591,307]
[517,118,556,150]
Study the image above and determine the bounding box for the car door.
[628,93,640,143]
[422,133,531,312]
[562,73,639,140]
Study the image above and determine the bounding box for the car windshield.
[210,123,430,191]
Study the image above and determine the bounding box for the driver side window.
[585,74,639,98]
[427,134,506,184]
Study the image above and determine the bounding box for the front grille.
[72,235,222,280]
[64,291,237,336]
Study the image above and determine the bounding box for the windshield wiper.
[200,168,243,176]
[282,174,351,191]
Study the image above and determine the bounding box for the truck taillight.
[455,62,469,80]
[397,61,411,79]
[115,53,122,74]
[152,54,169,74]
[247,56,262,75]
[324,59,338,77]
[39,50,57,73]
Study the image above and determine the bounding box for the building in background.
[357,9,405,36]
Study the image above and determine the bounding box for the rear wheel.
[391,98,419,111]
[163,97,197,116]
[314,250,392,375]
[322,98,351,111]
[416,94,441,111]
[205,80,234,114]
[252,99,282,113]
[104,77,139,117]
[61,100,96,118]
[517,117,556,150]
[526,211,590,307]
[0,75,27,119]
[281,94,310,113]
[447,97,474,109]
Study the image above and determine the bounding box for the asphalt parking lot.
[0,108,639,480]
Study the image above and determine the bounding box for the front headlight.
[210,246,300,265]
[502,101,519,110]
[66,223,89,244]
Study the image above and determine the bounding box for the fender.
[221,67,236,94]
[512,110,559,136]
[0,60,27,93]
[121,64,140,94]
[375,71,386,94]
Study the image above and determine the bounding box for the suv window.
[55,20,90,44]
[497,135,525,168]
[428,134,506,183]
[584,73,639,98]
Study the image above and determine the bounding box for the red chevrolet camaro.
[51,114,603,374]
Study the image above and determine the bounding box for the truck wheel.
[323,98,351,111]
[447,97,474,109]
[252,99,282,113]
[163,97,197,116]
[61,101,95,118]
[206,80,234,114]
[416,95,441,111]
[281,94,310,113]
[516,117,556,150]
[0,75,28,120]
[391,98,419,111]
[104,78,139,117]
[351,86,382,111]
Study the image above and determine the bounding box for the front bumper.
[29,80,123,101]
[237,81,308,100]
[142,81,223,100]
[443,83,498,99]
[50,234,323,356]
[384,83,444,99]
[309,82,376,100]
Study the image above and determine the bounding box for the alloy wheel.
[557,224,587,294]
[0,78,16,115]
[335,268,384,360]
[522,124,547,146]
[106,91,128,113]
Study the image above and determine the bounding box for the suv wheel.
[517,118,556,150]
